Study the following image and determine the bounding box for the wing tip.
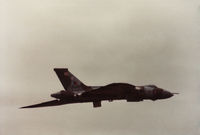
[19,106,34,109]
[19,100,67,109]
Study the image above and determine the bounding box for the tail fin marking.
[54,68,87,93]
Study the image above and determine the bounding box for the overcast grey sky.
[1,0,200,135]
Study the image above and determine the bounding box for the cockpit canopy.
[143,85,157,91]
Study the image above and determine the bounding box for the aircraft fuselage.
[50,83,173,107]
[21,68,176,108]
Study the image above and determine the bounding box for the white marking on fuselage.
[136,86,142,90]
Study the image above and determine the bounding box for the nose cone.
[162,91,173,99]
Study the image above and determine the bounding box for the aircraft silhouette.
[21,68,177,108]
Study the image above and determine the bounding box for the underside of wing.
[20,100,69,109]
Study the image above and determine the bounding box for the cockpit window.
[144,85,157,91]
[146,85,157,88]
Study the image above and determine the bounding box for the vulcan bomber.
[21,68,177,108]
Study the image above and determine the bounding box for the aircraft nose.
[163,91,173,99]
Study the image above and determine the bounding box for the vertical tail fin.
[54,68,87,93]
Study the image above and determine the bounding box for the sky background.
[1,0,200,135]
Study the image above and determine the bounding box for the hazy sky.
[1,0,200,135]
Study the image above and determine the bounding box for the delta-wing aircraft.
[21,68,177,108]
